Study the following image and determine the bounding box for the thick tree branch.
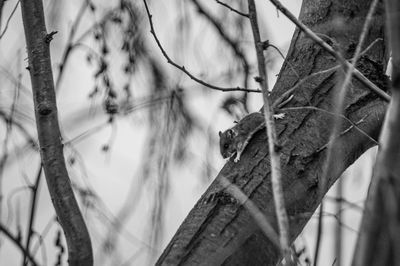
[20,0,93,265]
[156,0,388,265]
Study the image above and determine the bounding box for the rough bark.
[157,0,388,265]
[352,0,400,265]
[20,0,93,265]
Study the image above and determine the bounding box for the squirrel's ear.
[218,131,222,137]
[227,129,234,138]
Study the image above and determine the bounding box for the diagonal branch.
[215,0,249,17]
[0,223,39,266]
[142,0,260,93]
[191,0,250,90]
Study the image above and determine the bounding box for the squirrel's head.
[219,129,237,159]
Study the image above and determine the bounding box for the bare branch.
[0,0,20,39]
[191,0,250,90]
[0,223,39,266]
[265,41,299,78]
[22,164,43,266]
[142,0,260,93]
[215,0,249,17]
[0,0,5,29]
[55,0,88,91]
[247,0,292,262]
[20,0,93,264]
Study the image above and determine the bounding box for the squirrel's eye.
[224,144,229,149]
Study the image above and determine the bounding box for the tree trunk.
[156,0,388,265]
[20,0,93,265]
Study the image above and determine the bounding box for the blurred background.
[0,0,376,265]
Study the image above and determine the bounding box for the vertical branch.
[315,1,378,263]
[22,163,42,266]
[313,201,323,266]
[20,0,93,265]
[247,0,291,261]
[0,0,5,29]
[352,0,400,265]
[335,179,343,266]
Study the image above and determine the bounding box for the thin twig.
[55,0,89,91]
[0,0,20,39]
[192,0,250,90]
[267,0,390,102]
[22,164,43,266]
[0,0,5,30]
[313,202,324,266]
[142,0,260,93]
[248,0,291,261]
[215,0,249,17]
[0,60,22,222]
[0,223,39,266]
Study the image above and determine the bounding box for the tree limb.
[247,0,291,261]
[156,0,388,264]
[20,0,93,265]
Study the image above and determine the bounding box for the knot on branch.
[37,102,53,116]
[45,31,58,44]
[254,76,264,83]
[261,40,270,50]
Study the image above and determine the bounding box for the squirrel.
[219,112,285,162]
[219,95,293,163]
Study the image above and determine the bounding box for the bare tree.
[0,0,398,265]
[156,0,389,265]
